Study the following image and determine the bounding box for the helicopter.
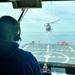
[44,20,60,32]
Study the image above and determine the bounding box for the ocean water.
[20,31,75,46]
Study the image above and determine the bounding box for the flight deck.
[22,43,75,64]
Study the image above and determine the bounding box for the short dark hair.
[0,15,21,41]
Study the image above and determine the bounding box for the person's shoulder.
[16,49,43,75]
[17,48,35,60]
[17,48,38,65]
[18,48,32,55]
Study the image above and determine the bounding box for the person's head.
[0,15,21,42]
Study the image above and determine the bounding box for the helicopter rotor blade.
[49,20,60,24]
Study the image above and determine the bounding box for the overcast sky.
[0,1,75,33]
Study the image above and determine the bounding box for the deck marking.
[69,46,75,53]
[47,45,49,53]
[71,57,75,59]
[58,56,63,58]
[51,52,69,63]
[44,45,50,62]
[34,54,37,57]
[37,48,40,50]
[22,45,30,50]
[51,56,56,58]
[44,55,50,62]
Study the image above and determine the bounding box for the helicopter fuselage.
[46,24,51,31]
